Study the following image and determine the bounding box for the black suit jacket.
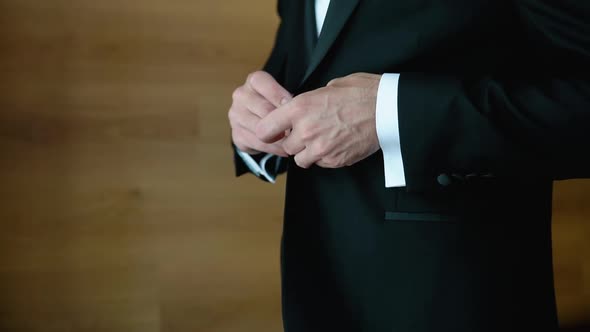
[233,1,590,331]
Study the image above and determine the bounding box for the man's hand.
[256,73,382,169]
[229,71,292,157]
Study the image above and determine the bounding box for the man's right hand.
[229,71,292,157]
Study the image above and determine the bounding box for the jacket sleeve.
[397,0,590,192]
[233,0,289,179]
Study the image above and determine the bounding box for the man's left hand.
[256,73,382,169]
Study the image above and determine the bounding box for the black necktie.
[303,0,318,65]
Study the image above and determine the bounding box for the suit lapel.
[299,0,360,87]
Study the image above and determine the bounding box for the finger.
[256,102,296,143]
[315,160,336,168]
[247,71,292,107]
[229,106,262,133]
[236,127,288,157]
[236,145,261,156]
[294,148,320,169]
[232,128,260,155]
[281,130,305,156]
[243,91,276,119]
[233,86,276,119]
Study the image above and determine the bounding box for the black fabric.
[232,1,590,331]
[302,0,317,66]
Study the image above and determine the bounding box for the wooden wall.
[0,1,587,331]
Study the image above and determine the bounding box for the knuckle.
[282,144,292,155]
[327,78,341,86]
[248,71,266,87]
[232,86,244,101]
[228,106,237,119]
[272,143,286,156]
[246,72,256,85]
[228,107,242,126]
[294,157,306,169]
[283,143,296,156]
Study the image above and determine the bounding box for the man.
[228,1,589,331]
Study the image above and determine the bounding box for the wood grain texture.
[0,1,587,331]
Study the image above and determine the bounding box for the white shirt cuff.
[376,73,406,188]
[236,150,277,183]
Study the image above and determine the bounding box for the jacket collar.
[299,0,360,87]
